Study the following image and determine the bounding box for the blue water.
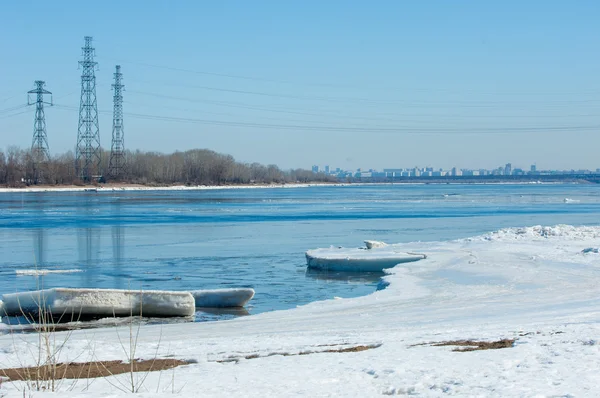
[1,184,599,322]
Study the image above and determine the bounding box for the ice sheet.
[15,269,83,276]
[191,288,255,308]
[306,245,426,272]
[1,288,195,318]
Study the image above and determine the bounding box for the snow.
[1,288,195,318]
[191,288,255,308]
[1,224,600,397]
[305,244,427,272]
[364,240,388,249]
[0,183,350,194]
[15,269,83,276]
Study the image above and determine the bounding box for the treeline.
[0,147,335,187]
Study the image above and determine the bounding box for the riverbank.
[1,225,599,396]
[0,179,588,193]
[0,182,348,193]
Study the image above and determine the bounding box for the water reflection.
[34,228,45,268]
[305,269,385,284]
[77,195,101,286]
[196,307,250,317]
[112,198,125,289]
[32,194,46,268]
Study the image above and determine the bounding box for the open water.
[1,183,599,323]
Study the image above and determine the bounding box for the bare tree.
[0,146,336,187]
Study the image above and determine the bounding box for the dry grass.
[217,343,381,363]
[0,358,193,382]
[429,339,515,352]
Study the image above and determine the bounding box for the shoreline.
[0,180,579,193]
[1,225,599,396]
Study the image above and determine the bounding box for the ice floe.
[191,288,255,308]
[1,288,196,319]
[306,241,426,272]
[15,269,83,276]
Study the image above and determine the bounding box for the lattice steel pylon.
[75,36,101,182]
[28,80,53,183]
[108,65,125,179]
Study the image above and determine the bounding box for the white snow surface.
[1,288,195,318]
[364,240,388,249]
[1,224,600,397]
[0,183,350,194]
[15,269,83,276]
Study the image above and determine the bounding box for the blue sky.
[1,1,599,171]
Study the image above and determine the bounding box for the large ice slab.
[191,288,255,308]
[1,288,196,319]
[306,241,426,272]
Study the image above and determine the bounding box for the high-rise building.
[324,165,330,174]
[504,163,512,176]
[311,165,319,173]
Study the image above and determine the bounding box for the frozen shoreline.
[0,180,573,194]
[1,225,599,397]
[0,182,348,193]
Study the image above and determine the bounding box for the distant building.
[383,168,404,177]
[504,163,512,176]
[530,164,537,173]
[312,165,319,173]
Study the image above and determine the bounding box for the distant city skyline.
[1,1,600,170]
[311,163,600,178]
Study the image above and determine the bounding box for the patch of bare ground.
[0,358,194,381]
[217,343,381,363]
[431,339,515,352]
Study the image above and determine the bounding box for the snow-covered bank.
[0,183,349,194]
[1,225,600,397]
[0,180,580,194]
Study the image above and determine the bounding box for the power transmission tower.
[75,36,101,182]
[27,80,52,183]
[108,65,125,179]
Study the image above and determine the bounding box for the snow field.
[1,224,600,396]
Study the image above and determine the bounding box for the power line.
[0,107,34,120]
[99,56,600,96]
[52,104,600,135]
[125,77,600,106]
[97,56,341,88]
[0,104,29,115]
[125,90,600,122]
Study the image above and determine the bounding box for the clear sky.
[1,0,599,171]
